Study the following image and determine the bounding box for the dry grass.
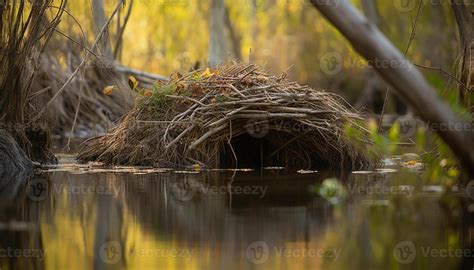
[32,42,132,136]
[78,62,377,170]
[0,0,65,162]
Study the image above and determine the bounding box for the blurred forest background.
[56,0,460,113]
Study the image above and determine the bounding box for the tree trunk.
[92,0,114,61]
[356,0,380,111]
[360,0,379,25]
[309,0,474,175]
[224,5,242,60]
[208,0,226,67]
[451,0,472,108]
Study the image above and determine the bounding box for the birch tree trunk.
[309,0,474,175]
[208,0,226,67]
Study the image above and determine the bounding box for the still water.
[0,154,473,270]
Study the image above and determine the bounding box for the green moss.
[138,83,177,110]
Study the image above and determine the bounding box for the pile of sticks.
[78,62,376,169]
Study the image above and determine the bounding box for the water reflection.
[0,168,472,269]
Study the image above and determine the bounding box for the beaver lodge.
[78,63,377,170]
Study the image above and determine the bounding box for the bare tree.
[208,0,226,67]
[309,0,474,175]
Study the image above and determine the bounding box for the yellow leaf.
[201,68,213,78]
[103,85,115,96]
[128,76,139,91]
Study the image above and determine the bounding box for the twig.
[188,124,228,150]
[116,65,169,81]
[414,63,466,87]
[378,0,423,131]
[31,0,125,123]
[114,0,133,59]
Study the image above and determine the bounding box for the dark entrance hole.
[219,133,330,169]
